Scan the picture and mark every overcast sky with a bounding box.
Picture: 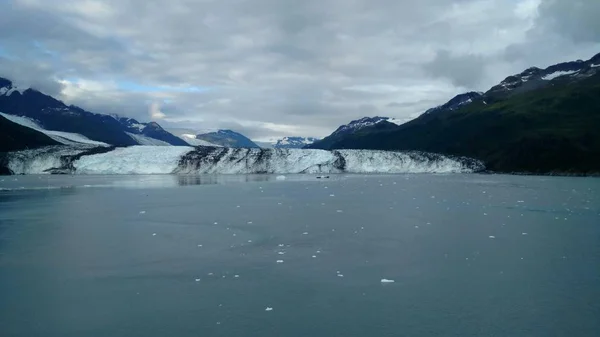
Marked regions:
[1,0,598,140]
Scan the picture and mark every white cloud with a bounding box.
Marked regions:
[149,102,166,120]
[0,0,599,139]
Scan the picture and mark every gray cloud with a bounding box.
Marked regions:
[0,0,599,140]
[423,50,486,89]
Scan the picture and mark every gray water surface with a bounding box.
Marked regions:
[1,174,599,337]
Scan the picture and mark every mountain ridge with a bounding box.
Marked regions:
[0,77,188,147]
[308,52,600,174]
[195,129,260,148]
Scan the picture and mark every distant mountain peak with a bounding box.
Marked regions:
[424,91,482,115]
[332,116,402,136]
[273,136,319,149]
[196,129,259,148]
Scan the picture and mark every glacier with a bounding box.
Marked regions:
[2,145,484,175]
[0,112,110,147]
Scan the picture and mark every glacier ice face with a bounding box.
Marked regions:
[175,147,482,174]
[4,145,484,175]
[74,146,193,174]
[6,146,102,174]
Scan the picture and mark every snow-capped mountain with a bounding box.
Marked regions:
[0,112,110,147]
[2,145,484,175]
[306,116,402,149]
[423,92,483,115]
[331,116,403,137]
[0,77,188,147]
[111,116,189,146]
[486,53,600,99]
[304,52,600,174]
[195,130,260,148]
[273,137,320,149]
[163,128,221,146]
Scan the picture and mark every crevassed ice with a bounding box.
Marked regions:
[7,146,94,174]
[74,146,193,174]
[8,146,483,175]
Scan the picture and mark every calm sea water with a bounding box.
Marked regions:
[1,174,599,337]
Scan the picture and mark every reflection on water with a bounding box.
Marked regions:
[0,174,343,191]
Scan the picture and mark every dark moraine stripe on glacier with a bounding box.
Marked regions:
[0,152,11,175]
[404,151,485,172]
[332,150,347,171]
[47,146,117,174]
[4,145,119,175]
[176,147,278,174]
[176,146,229,172]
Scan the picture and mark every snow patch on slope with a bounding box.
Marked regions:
[126,132,171,146]
[0,112,109,146]
[0,86,27,96]
[542,70,578,80]
[179,134,221,147]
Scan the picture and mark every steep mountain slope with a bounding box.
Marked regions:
[273,137,319,149]
[0,112,109,146]
[195,130,259,148]
[319,53,600,174]
[113,116,189,146]
[0,77,187,146]
[164,128,222,146]
[0,114,60,152]
[307,117,402,149]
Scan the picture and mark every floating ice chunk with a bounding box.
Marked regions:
[316,250,321,253]
[214,222,218,225]
[522,232,528,235]
[247,240,252,243]
[414,225,419,229]
[302,232,308,235]
[234,275,239,278]
[198,244,203,247]
[489,235,496,239]
[276,260,284,263]
[195,278,201,282]
[336,210,343,213]
[139,211,146,214]
[265,307,273,311]
[236,205,240,208]
[278,244,285,247]
[276,175,286,181]
[329,194,335,197]
[517,201,525,203]
[152,233,157,236]
[312,255,317,258]
[484,213,488,216]
[208,272,214,275]
[247,221,253,224]
[381,279,395,283]
[278,252,285,255]
[338,274,344,277]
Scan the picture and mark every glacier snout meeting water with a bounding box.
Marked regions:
[2,145,484,175]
